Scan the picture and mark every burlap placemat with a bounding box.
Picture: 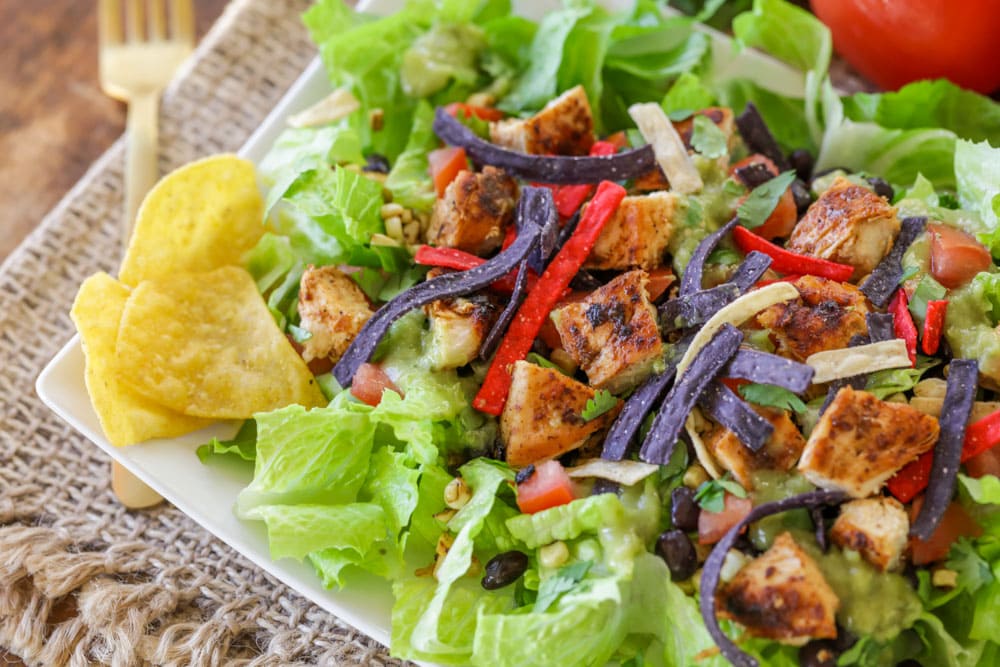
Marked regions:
[0,1,405,664]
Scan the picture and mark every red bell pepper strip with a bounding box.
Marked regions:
[473,181,627,415]
[552,141,618,218]
[414,245,483,271]
[731,226,854,282]
[889,409,1000,502]
[922,299,948,355]
[888,289,918,365]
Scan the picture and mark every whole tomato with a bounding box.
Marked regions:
[811,0,1000,94]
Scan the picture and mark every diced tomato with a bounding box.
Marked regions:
[444,102,505,122]
[698,493,753,545]
[603,131,629,150]
[927,223,992,289]
[428,146,467,198]
[909,498,983,565]
[350,363,403,407]
[965,446,1000,479]
[516,460,576,514]
[644,267,675,302]
[730,155,797,240]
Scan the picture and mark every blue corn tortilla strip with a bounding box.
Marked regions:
[818,333,871,415]
[810,506,829,553]
[734,102,790,171]
[699,489,848,667]
[432,107,656,184]
[639,324,744,464]
[698,380,774,452]
[659,283,741,333]
[519,186,559,273]
[678,216,739,297]
[601,359,680,461]
[859,217,927,308]
[911,359,979,540]
[729,251,772,293]
[865,312,896,345]
[333,219,541,385]
[479,259,529,360]
[724,349,814,393]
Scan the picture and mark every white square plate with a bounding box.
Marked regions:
[36,1,803,659]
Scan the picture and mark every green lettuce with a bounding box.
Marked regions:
[383,101,438,213]
[507,493,624,549]
[956,139,1000,255]
[196,419,256,464]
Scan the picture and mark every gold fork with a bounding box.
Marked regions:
[98,0,194,508]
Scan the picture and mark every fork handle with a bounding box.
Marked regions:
[123,90,160,253]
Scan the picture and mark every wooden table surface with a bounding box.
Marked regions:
[0,0,231,267]
[0,5,232,667]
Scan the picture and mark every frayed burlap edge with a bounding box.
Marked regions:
[0,1,406,664]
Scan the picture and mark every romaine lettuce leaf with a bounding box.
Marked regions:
[195,419,256,464]
[956,139,1000,254]
[254,502,387,560]
[383,101,437,213]
[507,492,624,549]
[731,0,830,75]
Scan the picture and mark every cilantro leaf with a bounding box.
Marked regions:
[690,115,728,159]
[694,475,747,513]
[534,560,592,613]
[582,389,618,422]
[946,538,994,595]
[738,382,807,413]
[736,170,797,229]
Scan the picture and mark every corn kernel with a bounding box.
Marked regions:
[539,541,569,569]
[683,464,709,489]
[444,477,472,510]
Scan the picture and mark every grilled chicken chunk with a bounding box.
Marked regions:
[501,360,621,467]
[550,270,663,394]
[490,85,595,156]
[755,275,870,362]
[831,497,910,572]
[422,295,500,370]
[705,406,807,489]
[718,532,839,644]
[297,265,373,364]
[427,166,518,256]
[787,176,901,280]
[798,387,940,498]
[584,192,679,270]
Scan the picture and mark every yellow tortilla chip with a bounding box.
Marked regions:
[115,266,327,418]
[119,154,264,286]
[71,272,213,447]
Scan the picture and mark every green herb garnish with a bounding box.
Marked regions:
[738,382,807,413]
[737,170,797,228]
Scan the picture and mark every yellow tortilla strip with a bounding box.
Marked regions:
[806,339,911,384]
[70,272,213,447]
[119,154,264,286]
[115,266,327,418]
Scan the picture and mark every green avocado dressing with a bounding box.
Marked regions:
[748,472,922,642]
[944,277,1000,385]
[668,158,743,275]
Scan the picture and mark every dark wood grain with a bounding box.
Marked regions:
[0,0,230,266]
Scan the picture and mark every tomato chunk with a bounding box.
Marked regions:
[730,155,796,240]
[965,446,1000,479]
[516,460,576,514]
[698,493,753,545]
[350,363,403,407]
[909,498,982,565]
[928,223,992,289]
[428,146,468,198]
[445,102,505,122]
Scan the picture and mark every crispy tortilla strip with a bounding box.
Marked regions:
[116,266,327,418]
[119,155,264,286]
[71,272,213,447]
[806,339,911,384]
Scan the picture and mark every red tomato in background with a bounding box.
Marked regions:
[698,493,753,545]
[729,155,797,240]
[811,0,1000,94]
[428,146,467,198]
[909,498,983,565]
[965,446,1000,479]
[927,223,992,289]
[350,363,403,407]
[516,460,576,514]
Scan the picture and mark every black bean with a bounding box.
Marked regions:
[482,550,529,590]
[733,163,774,189]
[656,530,698,581]
[670,487,700,532]
[791,179,812,216]
[362,153,391,173]
[867,176,894,201]
[591,478,621,496]
[798,639,839,667]
[788,149,815,182]
[514,464,535,485]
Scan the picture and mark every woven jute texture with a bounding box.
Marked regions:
[0,1,403,664]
